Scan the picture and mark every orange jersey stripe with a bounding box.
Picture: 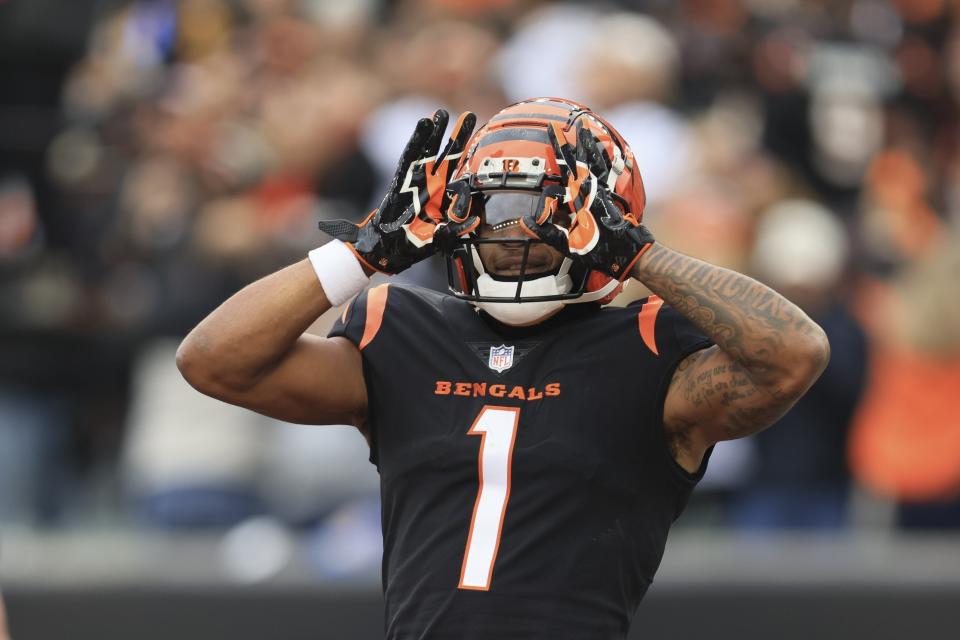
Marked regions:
[359,284,389,350]
[637,295,664,356]
[340,298,353,324]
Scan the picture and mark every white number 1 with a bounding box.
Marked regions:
[458,405,520,591]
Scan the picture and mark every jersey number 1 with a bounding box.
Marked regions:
[458,405,520,591]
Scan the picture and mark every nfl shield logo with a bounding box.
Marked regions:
[488,345,515,373]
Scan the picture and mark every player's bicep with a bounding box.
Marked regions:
[227,335,367,428]
[663,345,798,452]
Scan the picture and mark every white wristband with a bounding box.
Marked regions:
[308,240,370,306]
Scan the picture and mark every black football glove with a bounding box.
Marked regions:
[519,121,654,280]
[318,109,476,274]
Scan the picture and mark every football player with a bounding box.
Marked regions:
[177,99,830,639]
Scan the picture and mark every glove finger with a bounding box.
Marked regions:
[394,118,435,176]
[574,121,589,167]
[317,218,361,243]
[433,215,479,255]
[450,111,476,152]
[593,190,626,228]
[519,215,571,255]
[378,117,436,224]
[547,121,577,178]
[448,215,480,237]
[533,187,562,225]
[378,205,414,234]
[577,120,607,190]
[578,125,611,182]
[552,121,591,209]
[567,208,600,255]
[425,109,450,159]
[433,111,476,173]
[445,178,473,223]
[382,118,436,216]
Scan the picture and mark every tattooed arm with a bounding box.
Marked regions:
[632,243,831,473]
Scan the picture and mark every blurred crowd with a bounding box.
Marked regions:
[2,0,960,577]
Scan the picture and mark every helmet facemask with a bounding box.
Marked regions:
[445,166,586,295]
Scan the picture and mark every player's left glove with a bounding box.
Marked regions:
[519,121,655,280]
[318,109,476,274]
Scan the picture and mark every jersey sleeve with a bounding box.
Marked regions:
[326,284,390,350]
[326,285,393,467]
[327,293,363,344]
[632,296,715,490]
[660,304,714,358]
[633,295,713,361]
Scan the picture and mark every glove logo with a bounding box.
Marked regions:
[488,345,515,373]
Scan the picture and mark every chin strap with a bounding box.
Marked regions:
[565,275,621,303]
[475,273,567,325]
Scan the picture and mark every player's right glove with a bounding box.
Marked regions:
[318,109,476,274]
[519,121,655,280]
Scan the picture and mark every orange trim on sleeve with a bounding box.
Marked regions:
[340,298,353,324]
[637,295,664,356]
[358,284,389,350]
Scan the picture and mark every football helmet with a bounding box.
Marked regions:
[440,97,647,324]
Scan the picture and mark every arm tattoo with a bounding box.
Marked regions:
[666,347,796,441]
[642,244,830,440]
[637,244,827,383]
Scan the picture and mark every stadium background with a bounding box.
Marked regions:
[1,0,959,638]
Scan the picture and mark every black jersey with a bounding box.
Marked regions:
[328,284,713,640]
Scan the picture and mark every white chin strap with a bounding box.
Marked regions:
[472,253,622,325]
[476,272,569,325]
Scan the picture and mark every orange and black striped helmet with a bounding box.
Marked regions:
[442,98,646,317]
